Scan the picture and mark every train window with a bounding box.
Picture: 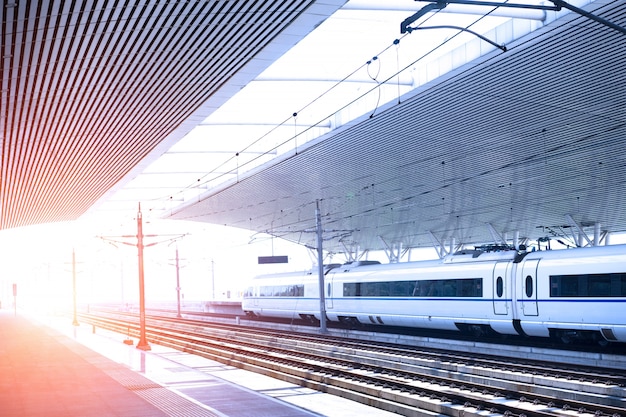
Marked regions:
[394,281,414,296]
[496,277,503,298]
[259,284,304,297]
[343,282,360,296]
[343,278,482,297]
[550,273,626,297]
[525,275,533,298]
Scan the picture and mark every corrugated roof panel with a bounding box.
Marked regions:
[169,0,626,253]
[1,0,333,229]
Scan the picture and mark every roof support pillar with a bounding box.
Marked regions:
[565,214,592,247]
[377,236,406,263]
[340,242,368,262]
[428,231,447,258]
[315,200,327,334]
[428,231,457,258]
[486,223,508,246]
[564,215,609,247]
[594,222,601,247]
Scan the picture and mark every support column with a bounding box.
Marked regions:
[72,249,79,326]
[175,246,182,318]
[378,236,403,263]
[428,231,446,258]
[136,204,151,351]
[316,200,327,333]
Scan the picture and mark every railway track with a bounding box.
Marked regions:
[79,312,626,417]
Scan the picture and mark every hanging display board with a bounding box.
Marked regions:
[258,255,289,264]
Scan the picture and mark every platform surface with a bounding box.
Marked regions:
[0,310,398,417]
[0,310,174,417]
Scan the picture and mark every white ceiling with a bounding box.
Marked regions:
[3,0,625,258]
[165,0,626,256]
[92,0,549,222]
[0,0,343,228]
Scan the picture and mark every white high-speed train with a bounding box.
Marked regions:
[242,244,626,344]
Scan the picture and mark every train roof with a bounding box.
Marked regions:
[251,244,626,282]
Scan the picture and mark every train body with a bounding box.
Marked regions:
[242,244,626,343]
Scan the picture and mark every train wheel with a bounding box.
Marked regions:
[300,314,319,325]
[338,316,360,329]
[456,323,490,338]
[591,332,610,347]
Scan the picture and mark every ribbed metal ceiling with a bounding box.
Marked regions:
[0,0,325,229]
[169,0,626,255]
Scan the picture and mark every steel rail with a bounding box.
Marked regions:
[79,313,625,417]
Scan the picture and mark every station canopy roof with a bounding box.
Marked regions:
[2,0,625,256]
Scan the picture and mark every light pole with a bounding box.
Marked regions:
[175,246,182,318]
[316,200,327,333]
[98,204,185,351]
[136,204,151,351]
[72,249,79,326]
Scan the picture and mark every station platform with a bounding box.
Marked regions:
[0,310,398,417]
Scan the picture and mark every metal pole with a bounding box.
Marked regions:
[72,249,79,326]
[175,246,181,318]
[120,259,124,307]
[316,200,327,333]
[211,259,215,300]
[136,203,151,350]
[12,283,17,317]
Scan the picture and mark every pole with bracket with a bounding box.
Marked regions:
[136,203,151,351]
[316,200,327,333]
[72,248,79,326]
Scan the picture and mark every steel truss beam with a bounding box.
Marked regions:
[402,0,626,36]
[565,214,609,247]
[428,231,463,258]
[377,236,411,263]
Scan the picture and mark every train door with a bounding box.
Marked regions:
[492,262,509,315]
[520,259,539,316]
[325,275,334,309]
